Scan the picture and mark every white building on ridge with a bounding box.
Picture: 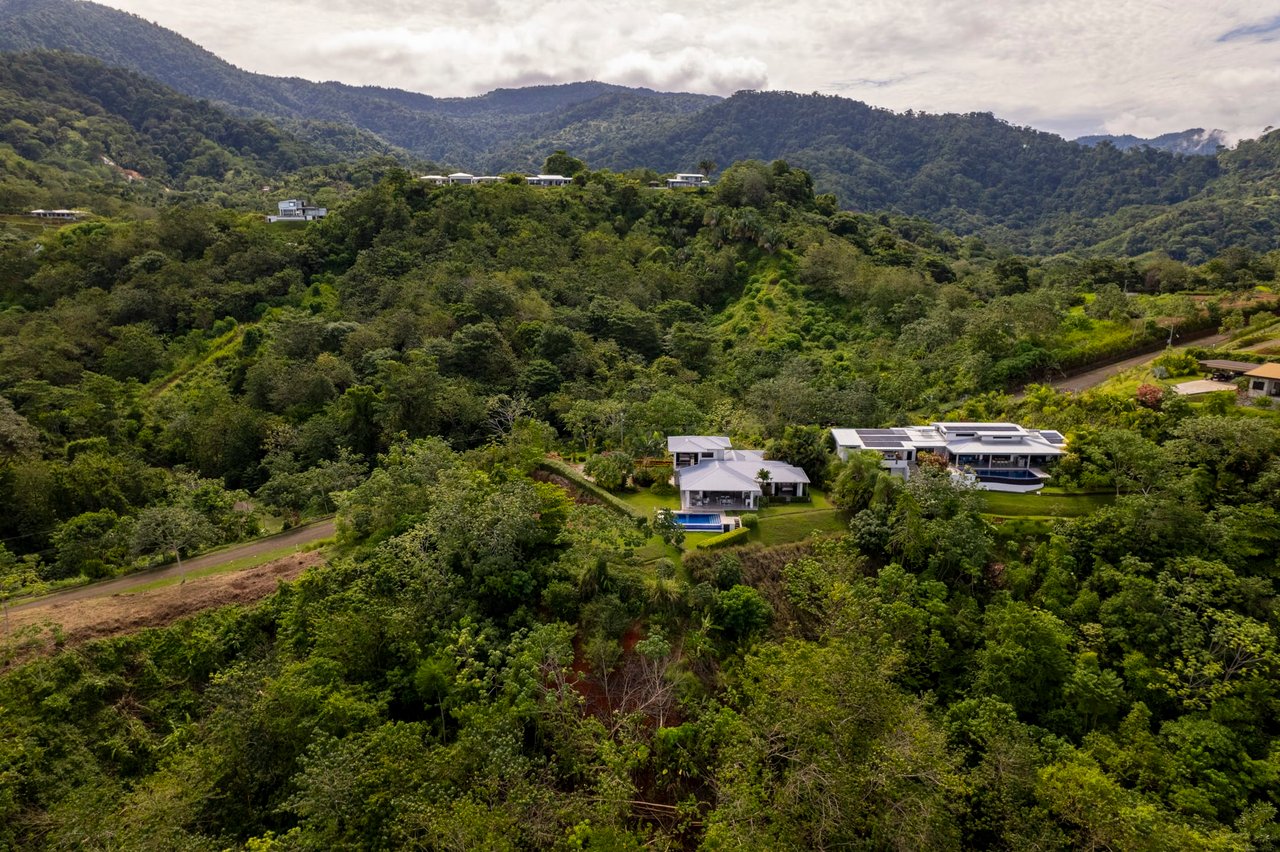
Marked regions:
[666,173,711,188]
[831,422,1067,493]
[526,174,572,186]
[267,199,327,222]
[667,436,809,510]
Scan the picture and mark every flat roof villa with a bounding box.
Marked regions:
[667,436,809,511]
[267,199,327,222]
[831,422,1067,493]
[29,209,86,221]
[666,173,711,188]
[417,170,712,189]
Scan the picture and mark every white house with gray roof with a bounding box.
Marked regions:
[667,436,809,510]
[831,422,1067,493]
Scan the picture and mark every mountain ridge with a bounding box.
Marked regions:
[3,0,1280,261]
[1075,128,1230,156]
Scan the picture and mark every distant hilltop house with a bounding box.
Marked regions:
[667,436,810,510]
[29,209,86,221]
[666,173,712,188]
[417,170,711,189]
[831,422,1067,493]
[267,199,327,222]
[526,174,573,186]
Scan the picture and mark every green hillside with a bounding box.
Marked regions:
[2,158,1280,848]
[3,0,1272,260]
[0,50,410,214]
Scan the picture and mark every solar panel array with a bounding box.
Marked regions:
[1039,431,1066,444]
[852,428,909,449]
[942,424,1020,432]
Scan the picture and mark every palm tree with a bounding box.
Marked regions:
[756,468,771,510]
[698,159,717,179]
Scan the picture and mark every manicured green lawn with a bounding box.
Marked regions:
[981,490,1114,518]
[752,509,848,546]
[614,489,680,515]
[614,486,847,552]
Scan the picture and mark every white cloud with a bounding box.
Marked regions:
[93,0,1280,139]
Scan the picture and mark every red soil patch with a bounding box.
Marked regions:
[2,551,323,667]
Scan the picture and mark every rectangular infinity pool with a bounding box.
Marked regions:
[974,469,1043,480]
[673,512,727,531]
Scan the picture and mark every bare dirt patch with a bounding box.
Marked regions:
[3,551,324,665]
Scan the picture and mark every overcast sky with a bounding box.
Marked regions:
[94,0,1280,140]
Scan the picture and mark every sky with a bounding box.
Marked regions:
[92,0,1280,141]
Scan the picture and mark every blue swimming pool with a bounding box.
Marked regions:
[974,469,1043,480]
[673,512,727,531]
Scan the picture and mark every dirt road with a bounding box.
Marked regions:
[6,519,335,615]
[1050,331,1230,393]
[3,551,325,665]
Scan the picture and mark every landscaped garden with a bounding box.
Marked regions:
[980,488,1114,519]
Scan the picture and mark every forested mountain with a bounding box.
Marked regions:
[0,51,404,213]
[0,0,717,166]
[1076,128,1230,156]
[4,0,1280,260]
[3,161,1280,848]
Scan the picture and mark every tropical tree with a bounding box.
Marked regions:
[130,505,217,582]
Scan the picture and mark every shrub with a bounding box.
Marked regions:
[687,552,743,589]
[536,459,646,523]
[739,513,759,529]
[696,526,751,550]
[1136,383,1165,410]
[541,579,581,621]
[584,451,634,491]
[714,584,773,641]
[1153,349,1199,376]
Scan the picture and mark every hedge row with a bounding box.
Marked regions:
[696,526,752,550]
[537,458,648,524]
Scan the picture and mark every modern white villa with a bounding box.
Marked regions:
[831,422,1067,493]
[526,174,573,186]
[267,199,327,222]
[667,436,810,510]
[419,171,710,189]
[666,173,711,188]
[29,209,86,221]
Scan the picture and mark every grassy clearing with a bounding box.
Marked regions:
[752,509,847,546]
[981,491,1113,518]
[613,489,680,515]
[123,540,328,594]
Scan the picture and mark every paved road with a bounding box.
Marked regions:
[6,519,335,614]
[1050,331,1230,393]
